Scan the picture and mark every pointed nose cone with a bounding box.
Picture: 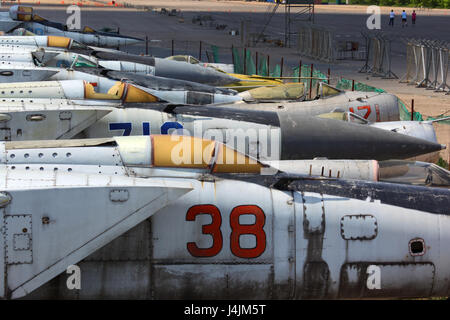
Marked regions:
[122,37,144,46]
[279,116,445,160]
[155,58,241,86]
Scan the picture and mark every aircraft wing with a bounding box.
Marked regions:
[0,168,193,298]
[0,105,113,140]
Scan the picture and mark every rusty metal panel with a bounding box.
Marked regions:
[339,262,435,298]
[84,220,151,262]
[24,261,152,300]
[2,169,192,299]
[271,189,296,299]
[340,215,378,240]
[302,192,325,234]
[152,264,273,299]
[303,261,330,298]
[0,128,11,141]
[5,215,32,264]
[295,192,330,299]
[76,261,152,299]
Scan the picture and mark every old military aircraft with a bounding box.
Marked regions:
[0,5,143,47]
[0,80,443,161]
[0,134,448,299]
[317,110,450,163]
[0,41,242,87]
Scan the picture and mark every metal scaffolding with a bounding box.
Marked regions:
[297,22,334,63]
[359,31,398,79]
[284,0,315,48]
[401,38,449,93]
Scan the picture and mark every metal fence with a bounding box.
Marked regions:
[400,38,449,94]
[297,23,335,63]
[359,30,397,79]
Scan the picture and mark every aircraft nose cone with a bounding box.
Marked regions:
[279,116,447,160]
[123,37,144,46]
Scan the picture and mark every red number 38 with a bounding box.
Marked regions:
[186,204,266,259]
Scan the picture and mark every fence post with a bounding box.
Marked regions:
[411,99,415,121]
[352,79,355,91]
[327,68,331,84]
[171,39,174,56]
[231,46,235,72]
[267,55,270,76]
[280,57,284,77]
[255,52,259,75]
[145,35,148,55]
[309,64,314,99]
[244,47,247,75]
[298,60,302,83]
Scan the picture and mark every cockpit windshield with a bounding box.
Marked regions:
[379,160,450,187]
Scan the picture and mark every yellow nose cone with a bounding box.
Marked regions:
[151,135,263,173]
[123,84,159,103]
[47,36,72,48]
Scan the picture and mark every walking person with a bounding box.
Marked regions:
[401,10,408,27]
[389,9,395,26]
[412,10,416,26]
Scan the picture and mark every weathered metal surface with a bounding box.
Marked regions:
[77,67,235,95]
[3,138,447,300]
[340,215,378,240]
[267,160,378,181]
[70,48,240,86]
[298,192,329,299]
[215,173,450,216]
[5,215,33,264]
[372,121,438,144]
[338,263,435,298]
[0,168,193,299]
[0,104,112,141]
[18,176,450,300]
[218,90,400,123]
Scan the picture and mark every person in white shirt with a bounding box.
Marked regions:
[389,10,395,26]
[401,10,408,27]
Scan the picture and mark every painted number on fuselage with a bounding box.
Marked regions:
[186,204,266,259]
[350,105,372,119]
[108,121,183,136]
[186,205,223,257]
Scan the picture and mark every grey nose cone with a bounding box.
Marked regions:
[279,116,445,160]
[154,58,240,86]
[102,70,236,94]
[82,49,240,86]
